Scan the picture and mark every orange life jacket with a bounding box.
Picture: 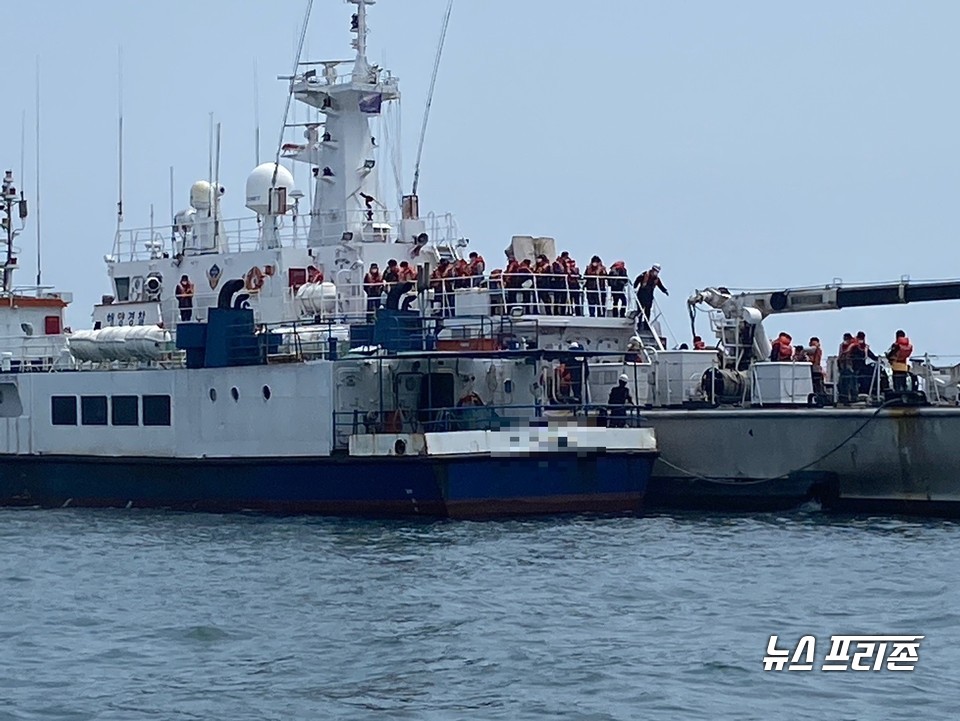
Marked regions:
[894,336,913,363]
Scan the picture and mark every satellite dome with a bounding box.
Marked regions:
[245,163,296,215]
[190,180,214,210]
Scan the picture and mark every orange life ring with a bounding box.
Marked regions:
[244,266,265,291]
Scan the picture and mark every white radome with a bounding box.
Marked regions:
[190,180,214,210]
[245,163,296,215]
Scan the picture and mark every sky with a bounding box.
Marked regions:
[4,0,960,359]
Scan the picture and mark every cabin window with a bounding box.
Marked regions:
[81,396,108,426]
[115,277,131,302]
[142,394,171,426]
[51,396,77,425]
[44,315,62,335]
[111,395,139,426]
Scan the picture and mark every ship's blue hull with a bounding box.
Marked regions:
[0,452,653,518]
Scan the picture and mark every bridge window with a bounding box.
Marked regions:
[51,396,77,426]
[142,395,171,426]
[111,395,139,426]
[115,277,130,302]
[81,396,108,426]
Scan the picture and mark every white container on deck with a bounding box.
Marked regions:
[750,361,813,405]
[650,350,718,407]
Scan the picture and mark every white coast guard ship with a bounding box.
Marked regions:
[0,1,657,517]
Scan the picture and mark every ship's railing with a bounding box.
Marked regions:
[433,272,641,319]
[111,216,307,262]
[0,333,71,373]
[331,401,645,450]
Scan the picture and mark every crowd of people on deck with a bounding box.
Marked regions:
[361,250,670,326]
[767,328,915,401]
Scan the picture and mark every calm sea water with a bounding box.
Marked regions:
[1,508,958,721]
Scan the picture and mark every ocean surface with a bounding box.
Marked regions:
[1,508,958,721]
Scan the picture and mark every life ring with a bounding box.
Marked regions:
[244,266,265,291]
[307,265,324,283]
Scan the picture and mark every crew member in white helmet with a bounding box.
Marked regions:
[607,373,634,427]
[633,263,668,331]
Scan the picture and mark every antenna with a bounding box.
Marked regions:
[34,57,42,287]
[116,48,126,230]
[20,111,25,190]
[169,165,175,249]
[117,46,124,229]
[207,111,214,213]
[214,122,222,250]
[253,59,261,166]
[411,0,454,197]
[271,0,314,192]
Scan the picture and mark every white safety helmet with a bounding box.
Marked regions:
[619,373,629,383]
[652,263,661,272]
[568,341,582,350]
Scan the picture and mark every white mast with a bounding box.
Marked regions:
[281,0,398,248]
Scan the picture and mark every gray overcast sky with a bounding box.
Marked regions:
[4,1,960,358]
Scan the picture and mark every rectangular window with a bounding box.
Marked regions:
[81,396,108,426]
[142,394,171,426]
[111,395,139,426]
[114,277,130,302]
[51,396,77,426]
[44,315,62,335]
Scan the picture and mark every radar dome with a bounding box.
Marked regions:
[190,180,214,210]
[245,163,296,215]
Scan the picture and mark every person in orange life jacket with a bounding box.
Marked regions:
[533,254,553,315]
[175,274,195,321]
[452,258,471,289]
[585,255,608,317]
[383,258,400,285]
[607,260,629,317]
[633,263,668,330]
[769,332,793,361]
[551,255,569,315]
[693,335,706,350]
[487,268,505,315]
[513,259,535,314]
[851,330,879,394]
[624,335,644,364]
[607,373,634,428]
[398,260,417,282]
[805,336,825,394]
[362,263,385,320]
[503,253,521,307]
[467,251,485,287]
[565,256,583,316]
[886,329,914,391]
[431,259,455,316]
[837,332,859,402]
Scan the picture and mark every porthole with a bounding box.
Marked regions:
[394,438,407,456]
[209,388,217,402]
[262,385,271,400]
[230,387,240,402]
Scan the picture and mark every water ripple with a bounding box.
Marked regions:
[0,508,958,719]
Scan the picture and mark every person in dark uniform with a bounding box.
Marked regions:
[633,263,668,330]
[607,373,634,427]
[175,274,195,321]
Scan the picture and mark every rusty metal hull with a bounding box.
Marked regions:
[643,406,960,516]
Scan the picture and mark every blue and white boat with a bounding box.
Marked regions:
[0,2,657,517]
